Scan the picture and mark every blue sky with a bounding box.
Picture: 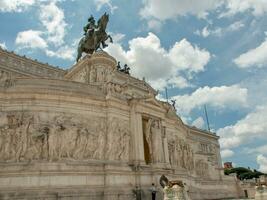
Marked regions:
[0,0,267,172]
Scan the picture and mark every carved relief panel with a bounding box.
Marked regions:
[195,159,209,177]
[0,70,16,88]
[167,133,195,170]
[106,118,130,161]
[0,112,107,162]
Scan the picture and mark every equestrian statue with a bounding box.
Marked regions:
[76,13,113,62]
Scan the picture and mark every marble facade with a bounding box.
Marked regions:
[0,48,241,199]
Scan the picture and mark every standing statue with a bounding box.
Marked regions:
[76,12,113,62]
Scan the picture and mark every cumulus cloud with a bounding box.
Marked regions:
[15,30,48,49]
[218,105,267,149]
[39,2,67,46]
[172,85,247,114]
[169,39,211,73]
[257,154,267,173]
[234,37,267,68]
[140,0,222,21]
[192,117,205,129]
[14,1,75,61]
[0,0,35,12]
[221,149,234,159]
[0,42,7,50]
[106,32,210,90]
[94,0,117,13]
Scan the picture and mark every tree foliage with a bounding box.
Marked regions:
[224,167,266,180]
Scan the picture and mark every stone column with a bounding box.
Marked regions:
[129,100,145,165]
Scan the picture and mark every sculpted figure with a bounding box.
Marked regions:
[15,116,33,161]
[106,118,130,161]
[48,122,61,161]
[60,123,78,159]
[93,120,106,159]
[84,15,97,37]
[0,126,13,161]
[117,124,130,160]
[151,120,164,163]
[168,140,175,165]
[89,66,97,82]
[76,13,113,62]
[73,128,88,159]
[145,119,153,161]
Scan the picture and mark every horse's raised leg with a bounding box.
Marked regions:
[101,41,108,48]
[108,35,113,43]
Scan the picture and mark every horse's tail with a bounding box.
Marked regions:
[76,37,85,62]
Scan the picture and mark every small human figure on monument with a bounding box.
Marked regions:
[149,183,157,200]
[117,61,121,71]
[133,186,142,200]
[124,64,130,74]
[171,100,176,110]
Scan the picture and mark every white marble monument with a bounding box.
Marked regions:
[0,48,241,199]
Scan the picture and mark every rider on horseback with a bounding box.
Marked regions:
[76,13,113,62]
[83,15,97,38]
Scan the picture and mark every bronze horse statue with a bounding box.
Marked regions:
[76,13,113,62]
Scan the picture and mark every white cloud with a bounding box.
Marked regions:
[15,30,48,49]
[257,154,267,173]
[195,21,244,38]
[0,0,35,12]
[14,1,75,61]
[221,0,267,17]
[218,105,267,149]
[109,33,125,43]
[246,144,267,155]
[0,42,7,50]
[167,76,191,89]
[169,39,211,73]
[106,32,210,91]
[172,85,247,114]
[234,37,267,68]
[94,0,117,13]
[221,149,234,159]
[45,45,75,60]
[39,2,67,46]
[192,117,205,129]
[147,19,162,31]
[140,0,222,21]
[227,21,245,32]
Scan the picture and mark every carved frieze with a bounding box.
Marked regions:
[167,135,194,170]
[106,118,130,161]
[0,70,16,88]
[0,112,107,162]
[195,159,209,177]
